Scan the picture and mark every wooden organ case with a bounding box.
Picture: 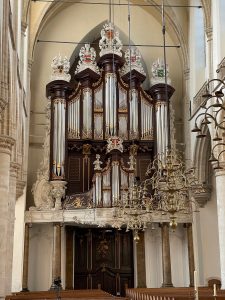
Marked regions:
[46,22,175,295]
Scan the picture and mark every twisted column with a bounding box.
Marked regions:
[161,223,173,287]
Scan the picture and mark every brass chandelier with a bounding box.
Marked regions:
[113,177,153,241]
[192,73,225,169]
[113,0,202,238]
[146,149,201,230]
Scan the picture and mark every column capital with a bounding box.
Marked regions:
[0,135,15,155]
[21,22,28,36]
[205,26,213,41]
[28,59,33,73]
[213,162,225,177]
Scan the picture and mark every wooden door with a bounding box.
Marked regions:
[67,227,134,296]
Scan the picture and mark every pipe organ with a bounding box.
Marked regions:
[46,22,175,208]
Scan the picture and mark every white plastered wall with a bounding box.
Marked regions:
[28,224,53,291]
[145,225,189,288]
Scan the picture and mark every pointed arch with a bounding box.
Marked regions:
[193,125,212,206]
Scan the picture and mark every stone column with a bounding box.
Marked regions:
[205,27,213,80]
[0,0,9,119]
[161,223,173,287]
[215,168,225,289]
[186,223,195,287]
[136,231,147,288]
[4,162,20,294]
[0,135,15,297]
[50,223,62,290]
[22,223,31,292]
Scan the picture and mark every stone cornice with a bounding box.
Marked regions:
[0,135,15,155]
[24,208,192,224]
[192,184,212,208]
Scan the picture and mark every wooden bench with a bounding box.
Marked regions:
[6,289,125,300]
[125,287,225,300]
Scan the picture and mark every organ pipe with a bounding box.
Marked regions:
[52,98,66,178]
[105,73,117,137]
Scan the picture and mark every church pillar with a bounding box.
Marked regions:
[22,223,31,292]
[186,223,195,287]
[215,168,225,289]
[161,223,173,287]
[136,231,146,288]
[0,135,15,297]
[50,223,62,290]
[205,27,213,80]
[0,0,9,119]
[4,162,20,293]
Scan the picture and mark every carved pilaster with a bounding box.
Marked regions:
[0,135,15,155]
[0,81,9,119]
[16,180,26,199]
[10,162,20,178]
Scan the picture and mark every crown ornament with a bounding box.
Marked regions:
[150,58,171,85]
[75,44,100,74]
[99,22,123,57]
[50,54,71,82]
[121,47,146,76]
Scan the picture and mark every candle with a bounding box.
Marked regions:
[194,270,199,300]
[213,284,217,297]
[194,270,198,290]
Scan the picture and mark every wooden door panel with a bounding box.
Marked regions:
[72,227,133,296]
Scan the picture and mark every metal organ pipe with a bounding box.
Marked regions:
[130,90,139,137]
[112,162,119,205]
[105,73,117,137]
[61,102,65,175]
[57,101,61,175]
[53,101,57,175]
[82,88,92,138]
[52,98,66,178]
